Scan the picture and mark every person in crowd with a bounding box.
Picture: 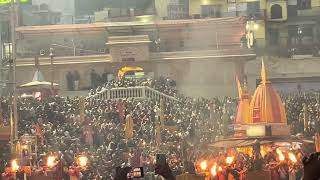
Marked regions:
[73,70,80,91]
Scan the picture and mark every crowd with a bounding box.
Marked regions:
[0,76,319,179]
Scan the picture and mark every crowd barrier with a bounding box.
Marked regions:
[91,86,178,103]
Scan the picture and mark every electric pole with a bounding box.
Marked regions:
[10,0,19,154]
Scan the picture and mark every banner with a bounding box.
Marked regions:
[125,114,134,139]
[0,0,29,4]
[316,133,320,152]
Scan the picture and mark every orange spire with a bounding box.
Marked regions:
[249,59,287,124]
[236,75,242,99]
[261,58,267,85]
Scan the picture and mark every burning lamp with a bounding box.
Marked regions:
[210,164,217,177]
[200,160,208,171]
[226,156,235,165]
[276,149,285,162]
[78,156,88,167]
[288,152,297,163]
[11,159,19,172]
[47,156,56,168]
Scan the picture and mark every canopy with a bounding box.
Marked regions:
[19,81,59,89]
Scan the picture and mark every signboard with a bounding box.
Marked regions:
[271,124,290,136]
[246,125,266,137]
[0,0,29,4]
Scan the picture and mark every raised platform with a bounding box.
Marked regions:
[234,123,291,137]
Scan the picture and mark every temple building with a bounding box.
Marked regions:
[249,60,287,124]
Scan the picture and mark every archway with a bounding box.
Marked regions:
[271,4,282,19]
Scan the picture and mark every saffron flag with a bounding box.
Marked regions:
[35,123,44,145]
[80,97,85,123]
[125,114,134,139]
[315,133,320,152]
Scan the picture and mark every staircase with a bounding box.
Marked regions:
[90,86,178,103]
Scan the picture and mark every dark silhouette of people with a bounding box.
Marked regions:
[73,70,80,90]
[66,71,74,91]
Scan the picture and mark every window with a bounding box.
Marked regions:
[270,4,283,19]
[297,0,311,10]
[201,5,221,18]
[247,2,260,17]
[167,4,188,19]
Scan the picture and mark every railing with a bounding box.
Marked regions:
[90,86,178,102]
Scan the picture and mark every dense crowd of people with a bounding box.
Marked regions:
[0,77,319,179]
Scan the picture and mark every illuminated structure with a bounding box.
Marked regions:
[234,76,251,124]
[249,60,287,124]
[232,59,289,138]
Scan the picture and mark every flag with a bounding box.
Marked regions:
[0,102,3,125]
[261,58,267,85]
[315,133,320,152]
[80,97,85,123]
[155,123,162,147]
[34,56,40,68]
[160,99,164,127]
[125,114,134,139]
[10,105,14,150]
[117,100,125,124]
[35,123,44,145]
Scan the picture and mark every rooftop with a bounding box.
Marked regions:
[16,17,246,33]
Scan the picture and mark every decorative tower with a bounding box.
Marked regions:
[249,60,287,124]
[235,76,251,125]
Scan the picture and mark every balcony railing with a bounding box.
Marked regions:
[90,86,178,103]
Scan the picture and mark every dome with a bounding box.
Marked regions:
[249,60,287,124]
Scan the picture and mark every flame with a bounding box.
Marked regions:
[11,159,19,172]
[200,160,208,170]
[276,149,285,162]
[226,156,235,164]
[218,166,222,172]
[210,164,217,176]
[47,156,56,168]
[78,156,88,167]
[288,152,297,163]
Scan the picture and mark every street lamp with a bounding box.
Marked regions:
[49,48,54,95]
